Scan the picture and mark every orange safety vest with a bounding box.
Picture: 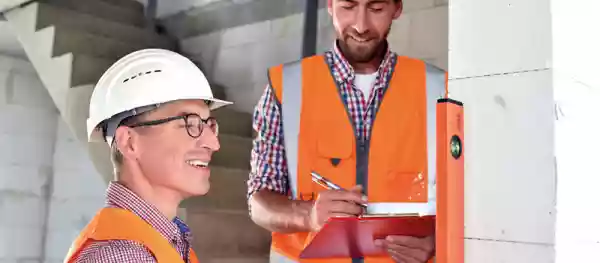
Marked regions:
[63,207,200,263]
[267,55,448,263]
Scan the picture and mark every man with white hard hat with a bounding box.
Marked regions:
[63,48,232,263]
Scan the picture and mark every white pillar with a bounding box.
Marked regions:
[0,54,58,262]
[449,0,556,261]
[552,0,600,262]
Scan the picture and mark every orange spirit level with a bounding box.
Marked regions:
[436,98,465,263]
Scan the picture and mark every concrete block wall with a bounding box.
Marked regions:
[449,0,556,261]
[0,54,57,263]
[180,0,448,114]
[44,119,106,263]
[0,54,105,263]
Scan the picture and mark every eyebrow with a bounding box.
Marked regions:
[176,111,212,119]
[367,0,389,4]
[339,0,389,5]
[173,111,198,118]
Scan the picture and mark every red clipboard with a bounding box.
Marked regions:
[299,215,435,259]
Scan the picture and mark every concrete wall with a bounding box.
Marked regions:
[0,54,105,263]
[449,0,556,261]
[180,0,448,114]
[552,0,600,262]
[44,119,106,263]
[0,53,56,263]
[0,22,26,59]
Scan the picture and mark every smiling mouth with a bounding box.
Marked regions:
[186,160,209,169]
[350,36,372,43]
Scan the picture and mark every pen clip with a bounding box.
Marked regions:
[311,172,342,190]
[311,176,330,189]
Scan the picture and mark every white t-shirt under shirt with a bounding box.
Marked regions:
[353,72,378,101]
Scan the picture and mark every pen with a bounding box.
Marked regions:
[311,172,368,208]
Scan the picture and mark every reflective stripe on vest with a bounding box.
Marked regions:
[282,60,302,199]
[280,59,446,215]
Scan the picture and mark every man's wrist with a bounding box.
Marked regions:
[290,199,314,232]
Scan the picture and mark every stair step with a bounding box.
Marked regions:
[209,82,227,104]
[181,166,249,212]
[98,0,144,13]
[161,0,308,39]
[212,134,252,170]
[186,211,271,259]
[70,55,115,87]
[43,0,145,27]
[52,26,167,61]
[212,108,253,138]
[35,3,174,48]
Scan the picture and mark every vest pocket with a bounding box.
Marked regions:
[316,132,353,159]
[311,135,355,189]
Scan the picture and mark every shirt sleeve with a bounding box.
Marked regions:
[73,240,156,263]
[247,84,289,199]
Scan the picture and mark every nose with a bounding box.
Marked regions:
[352,8,369,34]
[197,127,220,152]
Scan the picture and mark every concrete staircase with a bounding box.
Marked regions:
[4,0,270,261]
[3,0,176,179]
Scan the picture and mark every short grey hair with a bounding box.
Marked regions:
[108,114,141,177]
[105,106,158,177]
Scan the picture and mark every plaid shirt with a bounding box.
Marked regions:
[73,182,193,263]
[247,42,397,197]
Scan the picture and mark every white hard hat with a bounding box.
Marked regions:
[87,48,232,143]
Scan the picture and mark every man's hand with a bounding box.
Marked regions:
[308,185,367,232]
[374,235,435,263]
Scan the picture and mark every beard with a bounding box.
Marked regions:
[337,26,391,64]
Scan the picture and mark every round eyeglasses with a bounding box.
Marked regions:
[126,113,218,138]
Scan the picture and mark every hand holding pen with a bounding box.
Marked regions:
[311,172,368,208]
[306,172,368,232]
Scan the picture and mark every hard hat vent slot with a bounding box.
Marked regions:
[122,69,163,83]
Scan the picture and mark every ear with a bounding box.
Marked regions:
[328,0,333,16]
[114,126,139,161]
[392,0,403,19]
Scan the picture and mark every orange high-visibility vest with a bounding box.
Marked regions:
[267,55,448,263]
[63,207,200,263]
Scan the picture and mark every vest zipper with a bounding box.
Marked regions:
[325,55,397,263]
